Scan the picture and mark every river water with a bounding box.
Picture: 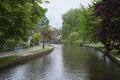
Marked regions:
[0,45,120,80]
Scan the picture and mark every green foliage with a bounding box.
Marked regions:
[0,39,23,51]
[111,50,120,58]
[74,40,82,46]
[4,39,17,50]
[0,0,46,49]
[31,47,50,53]
[62,9,82,38]
[33,33,40,45]
[80,5,101,42]
[0,55,22,65]
[62,3,100,45]
[68,32,80,45]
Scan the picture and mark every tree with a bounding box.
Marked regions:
[80,5,100,42]
[62,23,71,41]
[39,17,50,48]
[94,0,120,54]
[62,9,82,45]
[62,9,82,32]
[32,32,40,46]
[68,32,80,45]
[62,4,100,45]
[0,0,46,50]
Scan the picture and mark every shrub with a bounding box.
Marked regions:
[33,33,40,46]
[74,40,82,46]
[68,32,80,45]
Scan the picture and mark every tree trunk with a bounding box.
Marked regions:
[42,40,44,49]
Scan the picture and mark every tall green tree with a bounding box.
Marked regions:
[62,3,100,45]
[80,5,100,42]
[0,0,46,44]
[62,9,82,45]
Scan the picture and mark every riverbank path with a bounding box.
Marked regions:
[0,46,42,57]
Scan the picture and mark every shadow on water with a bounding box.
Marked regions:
[0,45,120,80]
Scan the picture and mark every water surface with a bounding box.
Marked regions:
[0,45,120,80]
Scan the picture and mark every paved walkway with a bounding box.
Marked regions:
[0,46,42,57]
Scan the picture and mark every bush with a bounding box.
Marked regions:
[74,40,82,46]
[32,33,40,46]
[68,32,80,45]
[0,39,18,51]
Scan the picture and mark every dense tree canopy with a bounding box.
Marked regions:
[62,9,82,45]
[94,0,120,54]
[62,4,100,45]
[0,0,46,43]
[80,5,101,42]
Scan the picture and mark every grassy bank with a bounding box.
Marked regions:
[31,48,50,53]
[111,50,120,58]
[84,43,120,54]
[83,43,105,50]
[0,55,22,65]
[0,47,54,69]
[83,43,120,62]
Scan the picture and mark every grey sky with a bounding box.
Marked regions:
[41,0,92,29]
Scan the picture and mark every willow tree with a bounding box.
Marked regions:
[94,0,120,54]
[62,4,100,45]
[62,9,82,45]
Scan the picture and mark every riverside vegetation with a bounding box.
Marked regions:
[0,0,52,51]
[62,0,120,56]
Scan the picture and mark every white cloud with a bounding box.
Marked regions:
[41,0,92,29]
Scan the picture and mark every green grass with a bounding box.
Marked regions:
[0,55,23,65]
[0,48,52,63]
[84,43,120,59]
[0,47,53,68]
[111,50,120,58]
[31,48,51,53]
[84,43,105,50]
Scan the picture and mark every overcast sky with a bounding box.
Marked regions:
[41,0,92,29]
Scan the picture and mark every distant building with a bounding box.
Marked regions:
[50,28,62,44]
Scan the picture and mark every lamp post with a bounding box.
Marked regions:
[39,23,44,49]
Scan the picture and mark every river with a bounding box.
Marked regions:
[0,45,120,80]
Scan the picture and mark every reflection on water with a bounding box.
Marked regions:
[0,45,120,80]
